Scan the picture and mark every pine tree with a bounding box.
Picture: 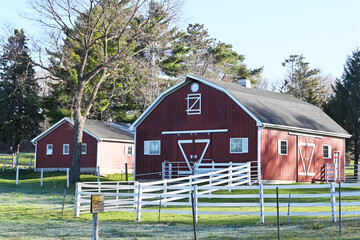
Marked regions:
[0,29,43,154]
[324,49,360,174]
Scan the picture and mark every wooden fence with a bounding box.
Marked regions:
[75,172,360,224]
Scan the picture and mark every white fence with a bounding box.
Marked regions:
[75,174,360,224]
[326,163,360,182]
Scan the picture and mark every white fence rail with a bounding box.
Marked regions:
[75,175,360,224]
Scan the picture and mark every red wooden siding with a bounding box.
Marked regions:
[36,121,97,168]
[261,128,345,182]
[136,81,258,178]
[98,141,134,173]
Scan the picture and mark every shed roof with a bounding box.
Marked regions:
[31,117,134,143]
[131,75,350,138]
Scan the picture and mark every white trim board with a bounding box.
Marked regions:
[162,129,228,135]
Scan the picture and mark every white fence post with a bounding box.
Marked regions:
[259,183,264,224]
[136,183,142,221]
[228,162,232,193]
[2,158,7,172]
[134,181,139,209]
[194,185,198,223]
[358,165,360,183]
[330,182,337,222]
[16,166,19,185]
[97,166,100,182]
[189,177,193,204]
[169,163,172,179]
[28,158,33,170]
[162,162,165,180]
[40,168,44,187]
[66,168,69,188]
[247,162,252,185]
[74,182,81,217]
[163,179,167,207]
[326,163,329,183]
[116,182,119,208]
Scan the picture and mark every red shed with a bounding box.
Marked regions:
[130,75,351,183]
[31,117,134,174]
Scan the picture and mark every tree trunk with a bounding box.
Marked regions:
[69,92,86,183]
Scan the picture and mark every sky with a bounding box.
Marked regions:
[1,0,360,83]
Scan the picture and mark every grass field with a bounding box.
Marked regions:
[1,169,360,239]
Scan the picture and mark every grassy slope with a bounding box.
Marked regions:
[1,170,360,239]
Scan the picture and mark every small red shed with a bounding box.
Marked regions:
[130,75,351,183]
[31,117,134,174]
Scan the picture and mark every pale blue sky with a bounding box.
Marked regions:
[1,0,360,83]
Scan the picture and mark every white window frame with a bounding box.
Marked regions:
[46,144,53,155]
[144,140,161,155]
[323,145,332,159]
[125,145,133,155]
[230,138,248,154]
[81,143,87,155]
[186,93,201,115]
[63,144,70,155]
[278,140,288,155]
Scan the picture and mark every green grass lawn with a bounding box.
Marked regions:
[1,169,360,239]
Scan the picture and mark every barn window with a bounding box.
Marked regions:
[144,140,160,155]
[230,138,248,153]
[125,146,133,155]
[186,93,201,115]
[323,145,332,159]
[278,140,288,155]
[81,143,87,155]
[46,144,53,155]
[63,144,70,155]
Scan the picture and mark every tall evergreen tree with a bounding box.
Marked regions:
[0,29,43,154]
[324,49,360,173]
[281,55,325,107]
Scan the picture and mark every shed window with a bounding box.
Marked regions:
[125,146,133,155]
[46,144,53,155]
[278,140,288,155]
[144,140,160,155]
[230,138,248,154]
[63,144,70,155]
[81,143,87,155]
[323,145,332,159]
[186,93,201,115]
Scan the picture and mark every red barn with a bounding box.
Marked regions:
[130,75,351,183]
[31,117,134,174]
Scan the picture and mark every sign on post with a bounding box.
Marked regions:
[91,195,104,240]
[91,195,104,213]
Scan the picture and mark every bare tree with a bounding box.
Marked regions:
[29,0,181,182]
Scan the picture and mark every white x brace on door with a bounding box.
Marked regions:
[298,142,315,176]
[178,139,210,172]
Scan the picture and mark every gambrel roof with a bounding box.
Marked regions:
[131,75,350,138]
[32,117,134,143]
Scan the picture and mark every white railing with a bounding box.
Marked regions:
[75,180,360,224]
[162,160,257,183]
[326,163,360,182]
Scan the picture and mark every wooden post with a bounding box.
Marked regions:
[16,166,19,185]
[62,189,67,215]
[330,182,337,222]
[191,187,197,240]
[116,182,119,208]
[276,187,280,240]
[74,182,81,216]
[66,168,70,188]
[2,158,7,172]
[93,213,99,240]
[136,183,142,221]
[125,163,128,181]
[53,174,56,188]
[15,156,19,168]
[11,153,15,168]
[194,185,198,223]
[28,158,33,170]
[287,192,291,224]
[325,163,329,183]
[40,168,44,187]
[158,195,162,223]
[189,178,193,204]
[259,183,264,224]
